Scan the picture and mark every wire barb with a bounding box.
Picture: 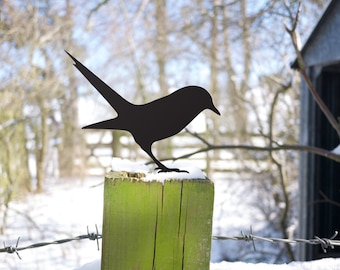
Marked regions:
[212,229,340,253]
[240,225,256,251]
[87,224,101,250]
[3,237,21,259]
[0,226,102,258]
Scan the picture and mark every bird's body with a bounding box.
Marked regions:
[66,51,220,172]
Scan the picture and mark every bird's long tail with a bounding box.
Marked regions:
[82,118,126,130]
[65,50,131,114]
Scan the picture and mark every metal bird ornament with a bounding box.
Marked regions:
[66,51,220,172]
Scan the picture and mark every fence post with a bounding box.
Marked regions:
[101,171,214,270]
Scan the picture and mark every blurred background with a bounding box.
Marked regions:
[0,0,329,268]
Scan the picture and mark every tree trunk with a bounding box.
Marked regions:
[36,101,48,193]
[58,0,83,178]
[154,0,172,160]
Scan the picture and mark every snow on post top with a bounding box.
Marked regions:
[111,157,206,182]
[332,144,340,155]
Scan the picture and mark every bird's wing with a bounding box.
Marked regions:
[65,50,131,114]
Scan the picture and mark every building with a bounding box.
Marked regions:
[292,0,340,260]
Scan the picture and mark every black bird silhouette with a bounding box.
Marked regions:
[65,51,220,172]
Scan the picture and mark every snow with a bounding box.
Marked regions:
[331,144,340,155]
[76,258,340,270]
[111,157,206,182]
[1,158,340,269]
[210,258,340,270]
[76,259,101,270]
[111,157,151,173]
[142,164,206,181]
[0,177,104,270]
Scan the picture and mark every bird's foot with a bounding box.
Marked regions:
[155,167,189,173]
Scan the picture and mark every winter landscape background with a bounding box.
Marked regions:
[1,0,340,269]
[1,169,340,269]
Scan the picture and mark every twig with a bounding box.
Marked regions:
[185,128,212,147]
[317,191,340,208]
[160,140,340,163]
[267,80,294,260]
[284,1,340,139]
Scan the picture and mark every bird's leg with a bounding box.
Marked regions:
[155,164,189,174]
[143,146,188,173]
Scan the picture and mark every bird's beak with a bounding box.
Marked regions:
[210,104,221,115]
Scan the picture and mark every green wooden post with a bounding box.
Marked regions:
[101,171,214,270]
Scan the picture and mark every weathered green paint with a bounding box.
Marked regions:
[101,172,214,270]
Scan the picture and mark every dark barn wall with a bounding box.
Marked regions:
[299,64,340,260]
[298,0,340,261]
[314,66,340,260]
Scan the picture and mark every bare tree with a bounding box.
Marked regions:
[57,0,85,178]
[153,0,173,160]
[0,0,83,193]
[0,0,330,262]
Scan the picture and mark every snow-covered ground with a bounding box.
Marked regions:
[76,258,340,270]
[0,177,104,270]
[1,160,340,269]
[211,258,340,270]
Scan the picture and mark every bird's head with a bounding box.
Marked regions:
[190,86,220,116]
[207,98,220,115]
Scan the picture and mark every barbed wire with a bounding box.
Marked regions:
[0,225,102,260]
[213,227,340,254]
[1,225,339,260]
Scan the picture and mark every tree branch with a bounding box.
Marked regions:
[267,76,294,260]
[284,1,340,140]
[160,142,340,163]
[318,190,340,208]
[185,128,212,147]
[87,0,110,21]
